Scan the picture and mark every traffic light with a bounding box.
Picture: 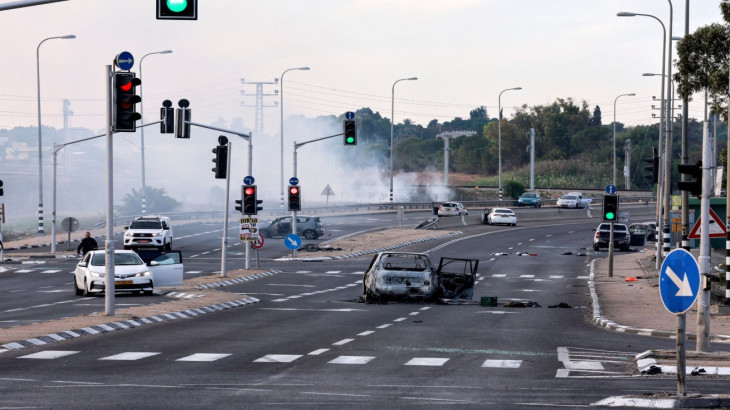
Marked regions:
[343,119,357,146]
[678,161,703,197]
[161,100,174,134]
[243,185,259,215]
[602,194,618,222]
[176,99,191,138]
[113,72,141,132]
[212,145,228,179]
[157,0,197,20]
[643,147,659,185]
[0,179,3,196]
[288,185,301,211]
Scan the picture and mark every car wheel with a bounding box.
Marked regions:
[303,229,318,240]
[123,246,131,250]
[512,223,517,226]
[74,276,83,296]
[144,290,153,296]
[593,245,600,252]
[165,241,172,251]
[82,278,91,297]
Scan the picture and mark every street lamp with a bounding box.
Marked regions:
[139,50,173,215]
[497,87,521,204]
[280,66,309,208]
[390,77,418,202]
[36,34,75,235]
[617,11,667,266]
[613,93,635,186]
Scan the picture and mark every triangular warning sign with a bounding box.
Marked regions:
[688,208,727,239]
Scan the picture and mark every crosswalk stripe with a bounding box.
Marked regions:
[18,350,79,359]
[328,356,375,364]
[405,357,449,366]
[482,359,522,368]
[99,352,160,361]
[176,353,231,362]
[253,354,301,363]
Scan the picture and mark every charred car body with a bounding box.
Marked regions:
[362,252,479,303]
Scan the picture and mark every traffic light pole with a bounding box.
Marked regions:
[221,141,232,277]
[291,132,344,257]
[104,64,116,316]
[183,120,253,271]
[697,123,712,352]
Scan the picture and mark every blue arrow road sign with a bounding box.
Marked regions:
[285,234,302,250]
[289,177,299,186]
[659,248,700,314]
[243,176,255,185]
[345,111,355,120]
[606,184,617,195]
[115,51,134,71]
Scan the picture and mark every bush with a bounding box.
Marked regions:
[504,181,525,199]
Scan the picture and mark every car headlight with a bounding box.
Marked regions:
[89,270,104,278]
[134,271,151,277]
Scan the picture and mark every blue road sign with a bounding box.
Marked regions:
[115,51,134,71]
[345,111,355,120]
[289,177,299,186]
[659,248,700,314]
[285,234,302,250]
[243,175,255,185]
[605,184,617,195]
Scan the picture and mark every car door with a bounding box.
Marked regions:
[435,257,479,299]
[148,251,184,287]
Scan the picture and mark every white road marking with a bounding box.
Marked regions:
[41,270,62,273]
[19,350,79,359]
[176,353,231,362]
[328,356,375,364]
[376,324,392,329]
[482,360,522,368]
[519,275,535,278]
[394,317,407,322]
[405,357,449,366]
[333,338,354,346]
[100,352,160,361]
[253,354,301,363]
[308,349,329,355]
[357,331,375,336]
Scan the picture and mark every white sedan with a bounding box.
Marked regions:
[73,250,183,296]
[437,202,468,216]
[482,208,517,226]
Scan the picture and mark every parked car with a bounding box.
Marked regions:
[73,250,183,296]
[437,202,468,216]
[640,221,658,241]
[362,252,479,303]
[593,223,630,251]
[556,192,592,209]
[123,215,173,251]
[628,223,650,246]
[517,192,542,207]
[258,216,324,239]
[482,208,517,226]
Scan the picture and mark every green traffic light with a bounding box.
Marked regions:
[167,0,187,12]
[346,136,355,144]
[605,212,615,220]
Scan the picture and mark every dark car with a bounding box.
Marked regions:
[593,223,630,251]
[259,216,324,240]
[628,223,649,246]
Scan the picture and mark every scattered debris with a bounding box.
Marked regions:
[301,244,343,252]
[641,365,662,375]
[492,252,510,256]
[625,277,638,282]
[548,302,572,308]
[690,367,706,376]
[515,252,537,256]
[503,300,540,308]
[561,251,587,256]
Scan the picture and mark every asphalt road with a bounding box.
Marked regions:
[3,205,730,408]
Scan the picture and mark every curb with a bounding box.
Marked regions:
[588,258,730,343]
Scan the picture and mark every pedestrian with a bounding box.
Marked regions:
[77,232,98,256]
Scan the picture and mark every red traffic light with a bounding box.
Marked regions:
[289,186,299,195]
[244,186,256,196]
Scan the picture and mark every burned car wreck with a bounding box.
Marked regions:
[362,252,479,303]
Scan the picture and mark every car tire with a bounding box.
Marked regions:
[74,276,83,296]
[303,229,318,240]
[144,290,154,296]
[82,278,91,297]
[165,240,172,251]
[123,246,131,250]
[593,245,600,252]
[512,223,517,226]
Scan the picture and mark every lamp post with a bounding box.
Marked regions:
[279,67,309,209]
[139,50,172,215]
[613,93,635,186]
[617,11,667,267]
[498,87,521,204]
[390,77,417,202]
[36,34,75,235]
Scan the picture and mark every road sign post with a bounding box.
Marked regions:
[660,248,701,396]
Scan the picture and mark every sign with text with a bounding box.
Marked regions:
[239,217,259,241]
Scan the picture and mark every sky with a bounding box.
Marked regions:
[0,0,726,220]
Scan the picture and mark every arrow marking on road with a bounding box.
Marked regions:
[666,267,694,297]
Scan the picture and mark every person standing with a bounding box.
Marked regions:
[77,232,98,256]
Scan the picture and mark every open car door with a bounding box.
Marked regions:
[435,257,479,300]
[148,250,184,287]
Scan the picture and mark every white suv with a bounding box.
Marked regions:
[123,216,173,251]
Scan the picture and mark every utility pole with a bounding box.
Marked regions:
[241,78,278,135]
[624,139,631,190]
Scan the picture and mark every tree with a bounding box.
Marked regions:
[116,187,181,216]
[591,106,602,127]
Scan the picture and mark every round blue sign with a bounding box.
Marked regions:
[605,184,617,195]
[659,248,700,314]
[289,177,299,186]
[285,234,302,250]
[115,51,134,71]
[345,111,355,120]
[244,176,255,185]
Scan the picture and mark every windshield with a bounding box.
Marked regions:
[561,195,577,200]
[380,253,430,271]
[522,193,537,198]
[129,221,163,229]
[494,209,514,215]
[90,252,144,266]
